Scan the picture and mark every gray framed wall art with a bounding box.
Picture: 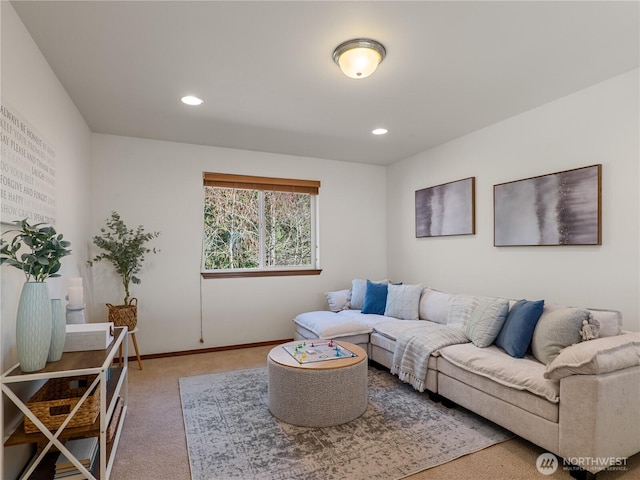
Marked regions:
[494,164,602,246]
[415,177,475,238]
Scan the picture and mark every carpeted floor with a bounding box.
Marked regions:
[179,367,513,480]
[109,345,640,480]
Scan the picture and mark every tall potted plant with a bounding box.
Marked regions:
[88,212,159,330]
[1,219,72,371]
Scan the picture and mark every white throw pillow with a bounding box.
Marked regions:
[419,288,453,324]
[385,284,423,320]
[326,289,351,312]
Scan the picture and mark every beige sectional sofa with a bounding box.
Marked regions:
[293,280,640,477]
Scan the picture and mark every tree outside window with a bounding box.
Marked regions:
[202,173,319,276]
[203,187,259,270]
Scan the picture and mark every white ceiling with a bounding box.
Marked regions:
[10,1,640,166]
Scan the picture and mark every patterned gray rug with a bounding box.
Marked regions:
[179,367,513,480]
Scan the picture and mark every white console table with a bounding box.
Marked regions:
[1,327,128,480]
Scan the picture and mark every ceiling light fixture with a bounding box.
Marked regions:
[332,38,386,79]
[181,95,204,106]
[372,128,388,135]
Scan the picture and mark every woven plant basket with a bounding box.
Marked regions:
[24,375,100,434]
[106,298,137,330]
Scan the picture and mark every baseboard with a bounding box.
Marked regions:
[123,338,294,363]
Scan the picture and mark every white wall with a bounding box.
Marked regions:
[0,2,92,373]
[1,3,92,477]
[2,2,636,476]
[387,70,639,331]
[90,135,387,354]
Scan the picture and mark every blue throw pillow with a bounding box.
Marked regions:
[495,299,545,358]
[361,280,388,315]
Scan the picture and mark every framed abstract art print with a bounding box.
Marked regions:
[494,164,601,246]
[415,177,475,238]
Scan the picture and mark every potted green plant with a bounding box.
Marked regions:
[88,212,159,330]
[1,219,72,371]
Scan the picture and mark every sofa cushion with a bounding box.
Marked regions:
[372,319,428,341]
[295,325,370,346]
[438,343,560,403]
[362,280,388,315]
[465,298,509,347]
[544,332,640,380]
[370,330,398,351]
[326,289,351,312]
[447,294,481,329]
[385,284,423,320]
[419,288,453,324]
[437,351,559,422]
[495,299,544,358]
[293,310,388,339]
[370,332,440,366]
[531,307,590,365]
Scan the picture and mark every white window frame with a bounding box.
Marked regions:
[201,173,321,278]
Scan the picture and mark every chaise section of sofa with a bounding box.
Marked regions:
[293,309,388,351]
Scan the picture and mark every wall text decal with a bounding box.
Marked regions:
[0,102,57,225]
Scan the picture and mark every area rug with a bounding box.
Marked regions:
[179,367,513,480]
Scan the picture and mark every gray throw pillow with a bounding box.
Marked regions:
[531,307,590,365]
[465,298,509,348]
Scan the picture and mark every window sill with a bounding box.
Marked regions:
[201,269,322,279]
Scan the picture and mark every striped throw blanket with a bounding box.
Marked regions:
[391,322,469,392]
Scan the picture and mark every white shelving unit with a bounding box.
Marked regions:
[1,327,128,480]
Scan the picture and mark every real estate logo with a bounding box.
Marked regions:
[536,452,558,475]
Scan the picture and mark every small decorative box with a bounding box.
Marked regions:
[63,322,114,353]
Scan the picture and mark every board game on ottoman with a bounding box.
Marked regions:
[267,340,368,427]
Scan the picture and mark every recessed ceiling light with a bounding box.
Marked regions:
[372,128,388,135]
[181,95,204,106]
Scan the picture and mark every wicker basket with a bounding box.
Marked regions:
[24,375,100,434]
[106,298,137,330]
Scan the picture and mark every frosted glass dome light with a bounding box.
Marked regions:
[332,39,386,79]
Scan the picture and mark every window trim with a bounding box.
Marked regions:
[202,172,321,278]
[201,268,322,279]
[203,172,320,194]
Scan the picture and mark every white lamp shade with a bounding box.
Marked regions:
[337,47,383,79]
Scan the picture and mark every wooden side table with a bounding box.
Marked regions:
[119,327,143,370]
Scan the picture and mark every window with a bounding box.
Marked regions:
[202,173,321,278]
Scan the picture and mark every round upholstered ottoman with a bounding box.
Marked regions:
[267,340,368,427]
